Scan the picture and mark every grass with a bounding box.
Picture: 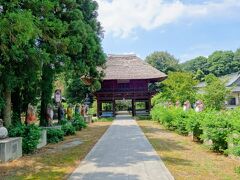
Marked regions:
[138,120,240,180]
[135,115,151,120]
[94,117,114,122]
[0,121,112,180]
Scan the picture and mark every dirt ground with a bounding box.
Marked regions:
[0,121,112,180]
[138,120,240,180]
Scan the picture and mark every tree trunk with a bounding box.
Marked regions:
[40,65,54,127]
[3,88,12,127]
[12,87,22,124]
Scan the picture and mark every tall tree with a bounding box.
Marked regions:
[145,51,179,74]
[203,74,230,110]
[0,2,40,127]
[161,72,198,104]
[181,56,209,74]
[208,51,234,76]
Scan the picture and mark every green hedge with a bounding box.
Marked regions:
[8,124,41,154]
[47,128,64,143]
[72,115,87,131]
[151,105,240,154]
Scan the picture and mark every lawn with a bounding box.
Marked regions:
[138,120,240,180]
[0,121,112,180]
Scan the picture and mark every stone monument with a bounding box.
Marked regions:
[0,119,8,139]
[0,119,22,163]
[183,100,191,111]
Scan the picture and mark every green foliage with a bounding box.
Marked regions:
[146,51,180,74]
[203,74,230,110]
[72,115,87,131]
[135,115,152,120]
[47,128,64,144]
[59,119,69,125]
[182,50,240,77]
[151,105,240,153]
[200,111,231,152]
[226,131,240,156]
[8,124,41,154]
[61,123,76,136]
[95,117,114,122]
[181,56,208,74]
[161,72,198,104]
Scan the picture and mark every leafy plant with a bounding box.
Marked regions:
[72,115,87,131]
[47,128,64,144]
[62,123,76,136]
[8,123,41,154]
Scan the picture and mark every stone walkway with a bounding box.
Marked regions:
[69,114,174,180]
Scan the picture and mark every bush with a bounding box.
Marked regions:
[8,123,41,154]
[135,115,152,120]
[72,115,87,131]
[95,117,114,122]
[47,128,64,143]
[199,111,231,152]
[59,119,68,125]
[61,123,76,136]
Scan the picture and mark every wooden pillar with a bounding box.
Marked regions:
[148,98,151,113]
[132,99,136,116]
[112,99,116,117]
[97,100,102,117]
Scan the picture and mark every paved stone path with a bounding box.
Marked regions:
[69,114,174,180]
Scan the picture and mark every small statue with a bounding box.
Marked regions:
[167,101,173,108]
[0,119,8,139]
[80,105,85,116]
[58,103,65,123]
[75,104,80,115]
[67,104,73,120]
[195,100,204,112]
[26,103,36,125]
[84,104,89,116]
[175,100,181,108]
[46,104,53,126]
[183,100,191,111]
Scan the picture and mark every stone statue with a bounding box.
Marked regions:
[183,100,191,111]
[75,104,80,115]
[26,103,36,125]
[80,105,85,116]
[58,103,65,123]
[46,104,53,126]
[0,119,8,139]
[67,104,73,120]
[195,100,204,112]
[175,100,181,108]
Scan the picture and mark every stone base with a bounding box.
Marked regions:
[84,115,93,123]
[0,137,22,163]
[42,125,62,130]
[37,130,47,149]
[203,139,213,146]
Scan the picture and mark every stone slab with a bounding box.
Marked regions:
[0,137,22,163]
[84,116,92,123]
[42,125,62,130]
[69,114,174,180]
[37,130,47,149]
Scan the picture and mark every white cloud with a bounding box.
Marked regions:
[96,0,240,38]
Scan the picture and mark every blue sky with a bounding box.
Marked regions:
[96,0,240,62]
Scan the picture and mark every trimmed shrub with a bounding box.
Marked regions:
[8,123,41,154]
[62,123,76,136]
[47,128,64,143]
[59,119,68,125]
[200,110,231,152]
[72,115,87,131]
